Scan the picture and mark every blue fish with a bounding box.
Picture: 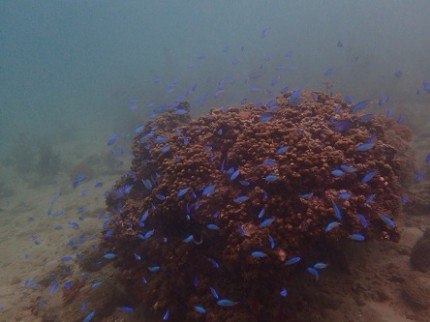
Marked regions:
[137,229,154,240]
[379,213,396,229]
[423,80,430,93]
[177,188,189,197]
[210,287,219,299]
[50,280,58,295]
[62,280,74,289]
[307,267,320,280]
[313,262,328,269]
[230,169,240,181]
[240,180,250,186]
[324,67,333,76]
[206,224,220,230]
[333,120,353,132]
[148,266,160,272]
[263,159,277,166]
[208,258,220,268]
[183,235,194,243]
[332,201,343,220]
[276,146,289,154]
[202,184,216,197]
[234,196,249,203]
[356,142,374,151]
[217,299,238,307]
[140,132,154,143]
[378,95,390,105]
[175,108,187,115]
[194,305,206,314]
[134,125,144,133]
[258,208,265,218]
[160,145,170,153]
[280,86,289,94]
[358,114,373,122]
[142,179,152,190]
[324,221,340,233]
[280,288,288,297]
[251,251,268,258]
[361,170,376,183]
[92,281,102,288]
[339,192,351,199]
[156,194,166,201]
[351,100,369,113]
[117,306,134,313]
[265,174,279,182]
[285,256,301,265]
[365,194,376,204]
[349,233,365,241]
[139,210,149,226]
[80,301,88,312]
[103,253,116,259]
[300,192,314,200]
[331,169,345,177]
[237,224,245,236]
[416,170,424,182]
[260,217,274,227]
[61,256,73,262]
[82,311,95,322]
[268,235,276,249]
[155,135,168,143]
[340,164,357,173]
[72,175,86,188]
[291,89,302,97]
[260,112,273,122]
[107,134,118,146]
[357,214,368,228]
[226,167,235,175]
[162,309,169,320]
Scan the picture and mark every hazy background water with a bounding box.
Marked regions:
[1,0,430,156]
[1,1,430,320]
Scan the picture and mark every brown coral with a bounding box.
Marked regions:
[102,90,411,321]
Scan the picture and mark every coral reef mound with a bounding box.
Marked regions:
[102,90,411,321]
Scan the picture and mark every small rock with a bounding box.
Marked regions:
[410,228,430,272]
[402,274,430,309]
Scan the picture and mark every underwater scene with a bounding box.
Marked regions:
[1,1,430,321]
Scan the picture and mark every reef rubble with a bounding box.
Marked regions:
[102,90,412,322]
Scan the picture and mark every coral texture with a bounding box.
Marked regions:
[102,90,410,321]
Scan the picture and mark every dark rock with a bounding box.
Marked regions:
[410,229,430,272]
